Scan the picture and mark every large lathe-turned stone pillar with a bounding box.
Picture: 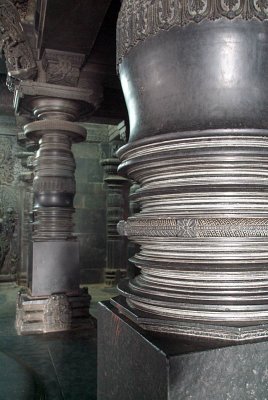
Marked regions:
[98,1,268,399]
[16,95,92,334]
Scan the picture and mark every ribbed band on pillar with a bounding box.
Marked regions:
[115,0,268,341]
[117,129,268,339]
[24,119,86,241]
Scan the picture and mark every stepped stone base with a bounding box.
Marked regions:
[112,294,268,343]
[16,288,94,335]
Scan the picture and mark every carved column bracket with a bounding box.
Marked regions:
[42,49,85,87]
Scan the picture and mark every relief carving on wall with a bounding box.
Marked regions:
[0,0,37,85]
[0,137,22,277]
[0,207,18,276]
[117,0,268,64]
[0,137,15,185]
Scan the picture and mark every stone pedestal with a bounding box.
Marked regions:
[98,300,268,400]
[16,289,93,335]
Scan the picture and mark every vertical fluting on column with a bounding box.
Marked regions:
[115,1,268,342]
[101,154,130,286]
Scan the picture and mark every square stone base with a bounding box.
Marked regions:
[98,300,268,400]
[31,240,80,296]
[16,288,94,335]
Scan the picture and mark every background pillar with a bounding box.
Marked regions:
[16,95,93,334]
[101,138,130,286]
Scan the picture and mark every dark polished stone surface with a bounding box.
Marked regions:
[0,283,116,400]
[98,300,268,400]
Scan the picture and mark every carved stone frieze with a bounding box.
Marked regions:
[12,0,28,21]
[42,49,85,87]
[0,137,14,185]
[117,0,268,64]
[0,207,18,276]
[0,0,37,81]
[0,186,17,211]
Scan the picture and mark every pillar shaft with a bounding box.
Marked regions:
[115,0,268,342]
[23,100,86,297]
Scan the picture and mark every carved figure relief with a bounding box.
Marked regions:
[0,207,18,276]
[0,0,37,82]
[0,137,14,185]
[42,49,85,87]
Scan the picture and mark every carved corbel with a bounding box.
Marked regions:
[42,49,85,87]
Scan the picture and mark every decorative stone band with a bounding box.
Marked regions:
[24,118,86,241]
[118,217,268,238]
[116,130,268,335]
[117,0,268,64]
[33,177,75,194]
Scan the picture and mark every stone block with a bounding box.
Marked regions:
[98,300,268,400]
[31,240,80,296]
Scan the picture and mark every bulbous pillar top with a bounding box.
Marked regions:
[117,0,268,142]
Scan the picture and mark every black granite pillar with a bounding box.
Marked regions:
[101,140,130,286]
[99,0,268,398]
[15,91,95,335]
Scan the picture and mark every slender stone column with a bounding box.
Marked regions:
[113,0,268,343]
[101,150,130,286]
[16,97,92,334]
[16,150,34,286]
